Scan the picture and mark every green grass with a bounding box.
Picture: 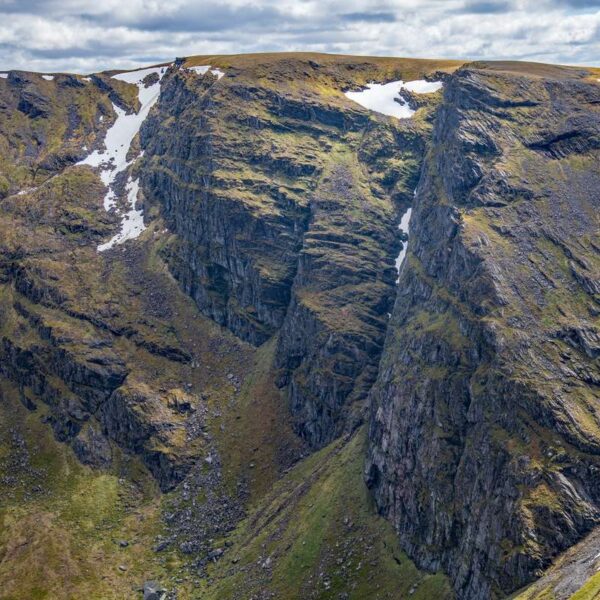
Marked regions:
[198,429,453,599]
[570,572,600,600]
[0,380,176,600]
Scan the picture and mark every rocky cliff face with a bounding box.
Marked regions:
[2,53,598,600]
[140,55,446,447]
[0,175,208,490]
[367,61,600,599]
[0,69,234,491]
[0,54,453,493]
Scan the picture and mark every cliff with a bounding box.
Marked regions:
[139,54,452,447]
[1,53,599,600]
[367,61,600,599]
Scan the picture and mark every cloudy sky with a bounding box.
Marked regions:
[0,0,599,73]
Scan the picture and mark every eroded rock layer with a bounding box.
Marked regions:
[367,61,600,599]
[140,55,445,447]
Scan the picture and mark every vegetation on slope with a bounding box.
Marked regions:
[198,429,453,600]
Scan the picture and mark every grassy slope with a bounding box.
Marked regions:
[199,429,453,600]
[0,372,453,600]
[0,380,169,600]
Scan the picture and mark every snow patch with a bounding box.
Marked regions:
[0,73,7,79]
[83,76,91,82]
[76,65,166,251]
[97,177,145,251]
[42,75,54,81]
[345,79,443,119]
[188,65,210,75]
[395,207,412,281]
[112,65,167,87]
[403,80,443,94]
[187,65,225,79]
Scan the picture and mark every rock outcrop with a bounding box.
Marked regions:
[141,56,441,447]
[367,62,600,599]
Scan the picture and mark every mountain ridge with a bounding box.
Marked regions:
[0,52,598,600]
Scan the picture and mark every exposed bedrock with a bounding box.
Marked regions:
[0,307,193,491]
[140,67,313,346]
[367,63,600,599]
[140,62,433,447]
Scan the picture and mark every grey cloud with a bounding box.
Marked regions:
[26,44,148,60]
[82,4,287,33]
[340,11,396,22]
[549,0,600,6]
[455,1,513,14]
[0,0,599,73]
[0,0,68,14]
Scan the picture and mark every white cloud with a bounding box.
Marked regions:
[0,0,598,72]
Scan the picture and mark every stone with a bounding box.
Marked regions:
[143,580,166,600]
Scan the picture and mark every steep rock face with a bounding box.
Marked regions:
[140,65,313,345]
[141,56,444,447]
[274,149,407,446]
[0,153,211,491]
[367,62,600,599]
[0,55,456,495]
[0,70,138,196]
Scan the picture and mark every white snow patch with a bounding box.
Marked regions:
[83,76,91,82]
[76,65,166,251]
[112,65,167,87]
[97,177,145,251]
[189,65,210,75]
[395,207,412,281]
[403,80,443,94]
[345,79,443,119]
[42,75,54,81]
[0,73,7,79]
[188,65,225,79]
[111,67,167,117]
[77,66,164,210]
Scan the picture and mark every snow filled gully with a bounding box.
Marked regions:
[77,66,167,252]
[395,206,412,281]
[78,63,227,252]
[345,79,442,282]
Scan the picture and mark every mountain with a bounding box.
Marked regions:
[0,52,598,600]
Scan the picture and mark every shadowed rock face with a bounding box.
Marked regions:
[140,66,312,347]
[140,58,436,448]
[367,63,600,599]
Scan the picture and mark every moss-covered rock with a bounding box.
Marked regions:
[367,61,600,599]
